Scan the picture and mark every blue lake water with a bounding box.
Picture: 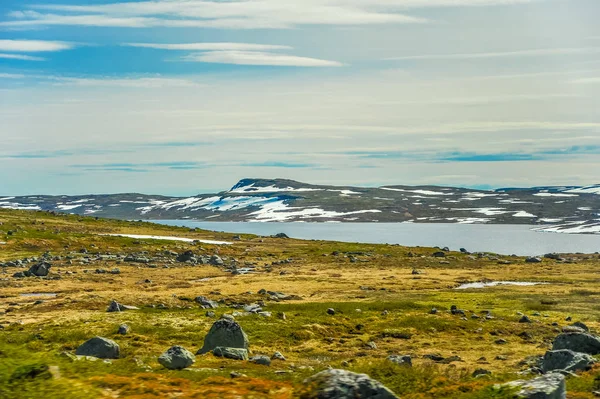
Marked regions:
[150,221,600,256]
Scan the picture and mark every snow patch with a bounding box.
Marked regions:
[247,200,381,222]
[103,234,232,245]
[533,193,578,197]
[513,211,537,218]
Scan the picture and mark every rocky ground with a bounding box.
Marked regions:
[1,208,600,398]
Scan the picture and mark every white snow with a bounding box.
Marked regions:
[453,207,508,216]
[498,199,533,204]
[564,185,600,195]
[538,218,564,223]
[56,204,83,210]
[328,189,361,195]
[0,201,42,210]
[229,183,321,194]
[464,192,498,198]
[578,207,592,211]
[456,281,546,290]
[0,197,15,201]
[380,187,452,196]
[513,211,537,218]
[67,199,91,204]
[534,221,600,234]
[444,217,493,224]
[108,204,121,207]
[103,234,232,245]
[247,200,381,222]
[533,193,578,197]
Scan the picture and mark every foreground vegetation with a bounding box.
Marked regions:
[1,208,600,398]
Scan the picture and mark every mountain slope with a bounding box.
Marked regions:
[1,179,599,230]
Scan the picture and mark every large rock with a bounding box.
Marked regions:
[197,319,249,355]
[552,332,600,355]
[541,349,595,373]
[158,346,195,370]
[505,373,566,399]
[303,369,399,399]
[28,262,51,277]
[209,255,224,266]
[75,337,120,359]
[213,347,249,360]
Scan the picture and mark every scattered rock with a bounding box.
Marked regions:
[250,355,271,366]
[197,319,249,355]
[117,324,130,335]
[327,308,335,315]
[552,332,600,355]
[213,347,249,360]
[504,372,566,399]
[519,315,532,323]
[272,351,286,361]
[75,337,120,359]
[387,355,412,366]
[195,296,219,309]
[273,233,289,239]
[158,346,195,370]
[525,257,542,264]
[303,369,399,399]
[107,300,139,312]
[541,349,595,373]
[472,368,492,378]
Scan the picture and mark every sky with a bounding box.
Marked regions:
[1,0,599,196]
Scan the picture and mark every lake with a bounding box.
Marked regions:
[150,221,600,256]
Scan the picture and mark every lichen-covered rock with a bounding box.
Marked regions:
[505,373,566,399]
[552,332,600,355]
[213,347,249,360]
[303,369,399,399]
[117,324,130,335]
[197,319,249,355]
[75,337,120,359]
[541,349,595,373]
[158,346,195,370]
[250,355,271,366]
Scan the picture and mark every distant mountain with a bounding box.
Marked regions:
[1,179,599,232]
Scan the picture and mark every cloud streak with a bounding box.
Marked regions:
[182,51,343,67]
[0,39,75,52]
[388,47,600,61]
[125,42,292,51]
[0,53,44,61]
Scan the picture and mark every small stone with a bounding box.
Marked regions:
[272,351,286,361]
[327,308,335,315]
[117,324,130,335]
[250,355,271,366]
[213,347,249,360]
[75,337,120,359]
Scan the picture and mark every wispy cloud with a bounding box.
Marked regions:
[388,47,600,61]
[571,77,600,84]
[0,53,44,61]
[0,39,75,52]
[72,161,208,171]
[1,2,428,30]
[125,42,292,51]
[241,161,319,168]
[0,73,26,79]
[182,51,343,67]
[51,76,204,88]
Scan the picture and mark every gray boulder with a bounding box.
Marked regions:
[209,255,224,266]
[29,262,51,277]
[250,355,271,366]
[197,319,249,355]
[541,349,595,373]
[552,332,600,355]
[195,296,218,309]
[158,346,196,370]
[505,373,566,399]
[303,369,399,399]
[213,347,249,360]
[75,337,120,359]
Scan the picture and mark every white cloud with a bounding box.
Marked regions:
[125,42,292,51]
[183,50,343,67]
[0,73,26,79]
[388,47,600,61]
[0,39,75,52]
[51,77,204,88]
[0,53,45,61]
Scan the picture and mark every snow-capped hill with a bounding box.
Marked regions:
[1,179,599,229]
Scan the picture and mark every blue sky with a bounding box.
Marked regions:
[1,0,600,195]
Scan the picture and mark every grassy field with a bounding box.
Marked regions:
[1,208,600,398]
